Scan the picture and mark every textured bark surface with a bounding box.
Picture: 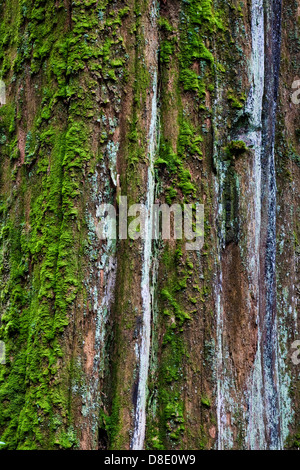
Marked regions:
[0,0,299,450]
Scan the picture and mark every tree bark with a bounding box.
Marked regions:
[0,0,299,450]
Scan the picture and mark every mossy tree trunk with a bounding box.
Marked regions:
[0,0,299,450]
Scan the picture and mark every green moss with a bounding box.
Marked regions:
[201,396,211,408]
[155,124,199,198]
[285,432,300,449]
[225,140,248,158]
[158,17,173,33]
[179,69,205,94]
[160,40,175,64]
[165,187,178,205]
[178,0,224,100]
[161,289,191,325]
[227,89,246,109]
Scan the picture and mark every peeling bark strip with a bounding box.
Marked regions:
[0,0,299,450]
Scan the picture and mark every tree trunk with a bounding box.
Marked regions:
[0,0,299,450]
